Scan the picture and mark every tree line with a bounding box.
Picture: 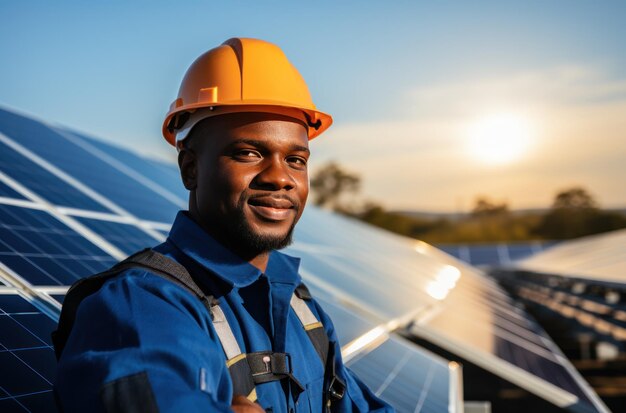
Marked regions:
[310,162,626,244]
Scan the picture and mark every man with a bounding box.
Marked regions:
[55,38,393,412]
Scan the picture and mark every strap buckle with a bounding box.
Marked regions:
[328,375,346,401]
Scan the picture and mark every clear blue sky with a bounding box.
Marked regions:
[2,1,625,211]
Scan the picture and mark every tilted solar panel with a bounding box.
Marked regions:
[347,335,457,413]
[0,108,183,223]
[289,208,609,412]
[515,229,626,284]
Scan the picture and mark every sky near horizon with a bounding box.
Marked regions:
[1,1,625,212]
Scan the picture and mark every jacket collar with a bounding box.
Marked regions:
[166,211,302,288]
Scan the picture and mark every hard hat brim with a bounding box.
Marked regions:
[163,103,332,147]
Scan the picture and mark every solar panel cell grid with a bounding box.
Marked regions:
[74,217,161,256]
[494,337,592,404]
[347,335,451,413]
[0,181,27,200]
[66,131,187,200]
[0,141,110,213]
[0,293,58,412]
[0,108,181,223]
[0,204,117,285]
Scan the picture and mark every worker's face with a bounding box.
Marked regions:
[179,112,309,255]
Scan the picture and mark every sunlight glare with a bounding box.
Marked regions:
[466,113,534,165]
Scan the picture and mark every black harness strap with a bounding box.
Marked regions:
[52,249,215,360]
[294,283,330,367]
[226,356,256,398]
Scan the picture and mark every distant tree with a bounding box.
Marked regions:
[310,161,360,210]
[358,202,440,237]
[471,196,509,217]
[535,187,626,239]
[552,187,597,209]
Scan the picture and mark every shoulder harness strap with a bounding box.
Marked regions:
[290,284,329,367]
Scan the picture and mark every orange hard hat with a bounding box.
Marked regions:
[162,37,333,147]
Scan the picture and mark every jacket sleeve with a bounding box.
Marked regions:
[55,270,235,413]
[311,300,396,413]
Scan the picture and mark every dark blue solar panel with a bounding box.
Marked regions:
[0,108,180,223]
[347,335,451,413]
[494,336,592,404]
[70,131,187,200]
[51,295,65,305]
[467,245,502,266]
[0,294,58,412]
[437,246,462,260]
[0,181,27,200]
[0,204,117,285]
[0,141,110,212]
[74,217,162,255]
[507,244,538,262]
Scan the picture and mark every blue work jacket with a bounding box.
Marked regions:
[55,211,394,412]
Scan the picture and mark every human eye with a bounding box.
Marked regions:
[286,156,308,169]
[233,149,261,161]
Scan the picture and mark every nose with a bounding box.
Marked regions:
[252,156,296,191]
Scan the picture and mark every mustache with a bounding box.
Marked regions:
[246,193,300,210]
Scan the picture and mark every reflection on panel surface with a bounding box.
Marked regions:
[0,204,116,285]
[516,229,626,284]
[0,293,58,412]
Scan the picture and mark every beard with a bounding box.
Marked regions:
[226,193,299,255]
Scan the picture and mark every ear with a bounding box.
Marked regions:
[178,148,198,190]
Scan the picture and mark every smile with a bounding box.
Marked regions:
[248,196,295,221]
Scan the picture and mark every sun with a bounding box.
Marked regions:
[466,113,534,165]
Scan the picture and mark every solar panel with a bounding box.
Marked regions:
[289,208,609,412]
[73,216,163,255]
[0,291,58,413]
[347,334,457,413]
[61,129,187,200]
[0,181,27,200]
[305,282,461,413]
[437,242,557,267]
[0,108,183,223]
[515,229,626,284]
[0,139,111,213]
[0,203,116,285]
[0,106,610,413]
